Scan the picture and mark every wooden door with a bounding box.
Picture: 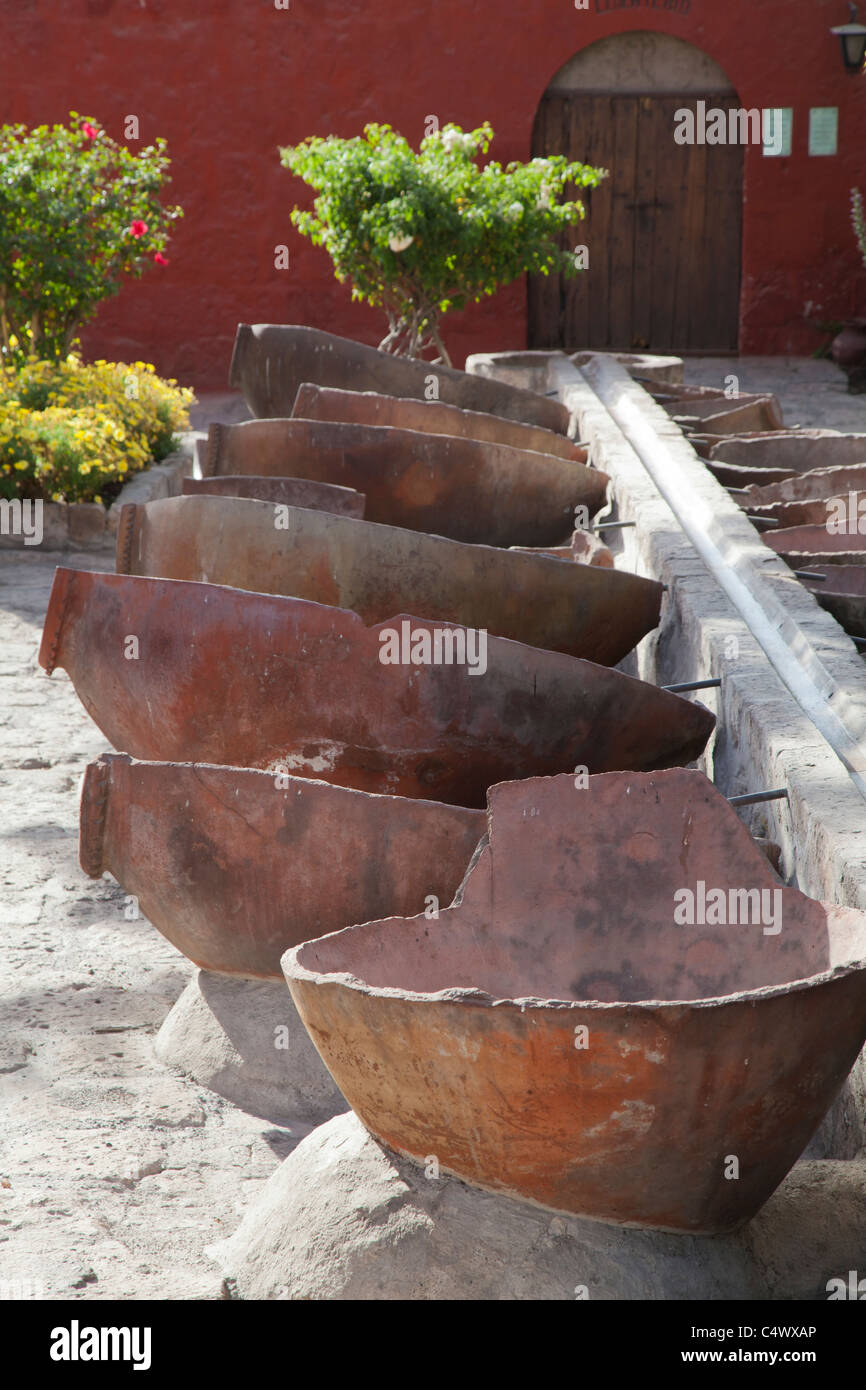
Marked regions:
[528,92,743,353]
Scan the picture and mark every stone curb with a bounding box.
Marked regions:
[0,436,197,553]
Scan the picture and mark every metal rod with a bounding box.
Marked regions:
[727,487,751,496]
[794,571,827,581]
[852,635,866,650]
[746,514,780,527]
[594,520,637,532]
[728,788,789,807]
[662,678,722,693]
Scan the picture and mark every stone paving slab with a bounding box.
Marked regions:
[0,552,302,1301]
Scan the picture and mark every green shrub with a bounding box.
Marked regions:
[0,113,181,364]
[0,355,194,503]
[281,122,606,363]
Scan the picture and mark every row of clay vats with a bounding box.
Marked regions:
[38,326,866,1258]
[649,377,866,645]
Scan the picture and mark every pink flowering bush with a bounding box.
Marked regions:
[0,112,182,363]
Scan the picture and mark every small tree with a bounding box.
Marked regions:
[0,113,182,363]
[281,122,606,364]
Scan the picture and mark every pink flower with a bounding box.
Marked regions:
[82,122,98,140]
[153,252,169,266]
[129,220,148,238]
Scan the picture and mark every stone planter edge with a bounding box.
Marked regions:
[0,434,198,553]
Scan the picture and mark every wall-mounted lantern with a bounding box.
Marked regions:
[831,3,866,72]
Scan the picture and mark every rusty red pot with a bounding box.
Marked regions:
[292,383,586,462]
[80,753,485,979]
[116,495,661,663]
[181,474,365,517]
[39,570,714,807]
[229,323,571,433]
[283,768,866,1234]
[831,320,866,394]
[201,418,608,549]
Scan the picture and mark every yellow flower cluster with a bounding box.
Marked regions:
[0,354,194,504]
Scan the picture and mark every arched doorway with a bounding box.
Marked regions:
[528,32,743,354]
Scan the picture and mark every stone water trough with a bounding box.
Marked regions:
[282,768,866,1235]
[39,570,714,806]
[79,753,485,979]
[230,323,570,433]
[200,418,608,549]
[290,383,586,461]
[115,494,662,663]
[799,567,866,638]
[181,474,365,518]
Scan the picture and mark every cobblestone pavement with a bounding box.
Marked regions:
[0,553,305,1301]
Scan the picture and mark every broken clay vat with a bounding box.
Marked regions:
[668,395,783,435]
[116,494,662,664]
[201,418,608,548]
[39,570,714,807]
[737,465,866,529]
[765,524,866,568]
[705,432,866,489]
[229,323,570,433]
[291,383,586,461]
[80,753,485,979]
[181,474,365,518]
[283,768,866,1234]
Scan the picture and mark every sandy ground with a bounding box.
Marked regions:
[0,554,309,1301]
[1,356,864,1302]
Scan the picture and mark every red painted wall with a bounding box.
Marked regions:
[2,0,864,387]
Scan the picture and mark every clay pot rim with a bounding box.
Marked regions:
[282,909,866,1014]
[86,750,487,815]
[136,491,624,566]
[744,463,866,500]
[776,551,866,565]
[188,472,365,499]
[46,567,673,678]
